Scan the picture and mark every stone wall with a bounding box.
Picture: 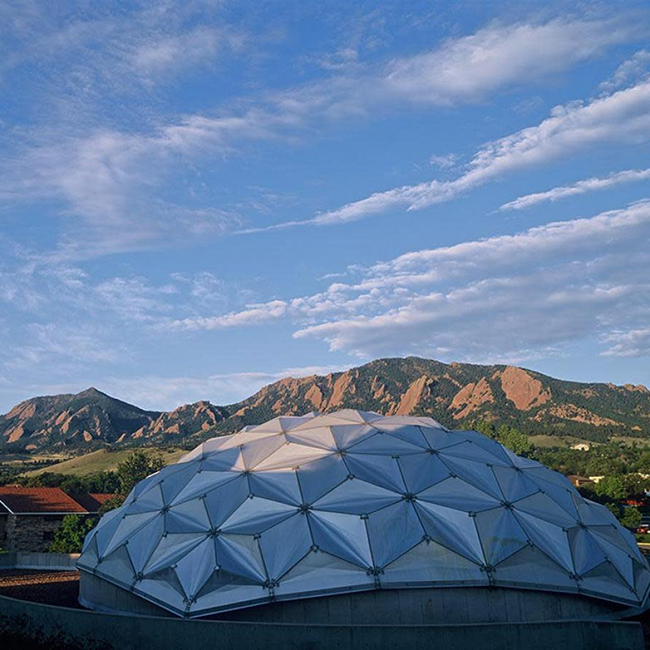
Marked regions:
[2,514,64,552]
[0,515,6,550]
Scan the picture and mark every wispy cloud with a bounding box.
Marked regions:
[602,328,650,358]
[5,323,125,371]
[174,200,650,361]
[164,300,288,331]
[382,18,635,105]
[98,364,350,411]
[245,80,650,232]
[0,3,246,91]
[600,49,650,92]
[499,167,650,211]
[2,16,640,256]
[429,154,458,170]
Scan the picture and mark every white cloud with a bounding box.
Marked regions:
[383,19,634,105]
[0,3,246,90]
[94,277,177,323]
[99,364,349,411]
[3,16,641,254]
[165,300,288,331]
[499,168,650,211]
[178,200,650,362]
[129,27,245,82]
[429,154,458,170]
[253,80,650,231]
[6,323,125,370]
[600,49,650,92]
[602,328,650,358]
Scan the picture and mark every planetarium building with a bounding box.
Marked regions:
[78,410,650,623]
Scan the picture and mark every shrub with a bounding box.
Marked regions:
[49,515,97,553]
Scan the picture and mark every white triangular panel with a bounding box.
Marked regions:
[492,465,539,502]
[344,454,405,492]
[171,471,236,505]
[398,452,451,493]
[310,510,373,568]
[296,454,349,503]
[366,500,423,567]
[143,534,207,576]
[220,497,296,534]
[254,443,333,470]
[418,477,501,512]
[216,534,266,583]
[440,456,502,499]
[515,511,574,573]
[475,507,529,566]
[374,424,429,449]
[275,550,374,597]
[259,514,312,580]
[248,469,302,505]
[415,501,484,564]
[313,478,402,515]
[383,539,488,585]
[165,498,211,533]
[175,538,217,599]
[126,515,165,572]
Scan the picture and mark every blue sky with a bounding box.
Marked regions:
[1,0,650,412]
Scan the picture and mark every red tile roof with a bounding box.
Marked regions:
[72,493,115,513]
[0,487,89,514]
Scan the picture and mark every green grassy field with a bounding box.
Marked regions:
[527,435,600,449]
[610,435,650,448]
[0,452,68,466]
[21,448,186,477]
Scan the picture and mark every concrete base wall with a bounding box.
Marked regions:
[0,551,79,570]
[214,586,622,625]
[0,592,643,650]
[80,571,624,624]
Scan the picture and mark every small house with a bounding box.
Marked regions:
[0,487,112,552]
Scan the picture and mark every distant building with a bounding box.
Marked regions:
[72,492,115,513]
[567,475,593,488]
[0,487,113,552]
[570,443,591,451]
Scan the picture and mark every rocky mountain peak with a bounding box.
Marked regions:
[2,357,650,451]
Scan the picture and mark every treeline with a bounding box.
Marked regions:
[534,444,650,477]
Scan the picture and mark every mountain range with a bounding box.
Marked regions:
[2,357,649,453]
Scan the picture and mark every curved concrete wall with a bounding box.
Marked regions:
[80,570,624,624]
[0,592,643,650]
[0,552,79,571]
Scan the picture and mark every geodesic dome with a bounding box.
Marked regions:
[78,410,650,618]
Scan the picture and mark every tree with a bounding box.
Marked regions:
[49,515,97,553]
[496,425,532,457]
[98,494,126,515]
[474,420,497,440]
[116,450,165,496]
[619,506,642,530]
[622,473,650,499]
[594,475,627,501]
